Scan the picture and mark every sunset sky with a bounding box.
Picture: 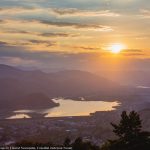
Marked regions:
[0,0,150,71]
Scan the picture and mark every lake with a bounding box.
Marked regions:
[136,86,150,89]
[7,98,120,119]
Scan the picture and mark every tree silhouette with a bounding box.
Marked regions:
[111,111,142,141]
[63,137,71,147]
[101,111,150,150]
[72,137,83,150]
[72,137,100,150]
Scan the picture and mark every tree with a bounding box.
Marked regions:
[63,137,71,147]
[72,137,83,150]
[101,111,150,150]
[72,137,100,150]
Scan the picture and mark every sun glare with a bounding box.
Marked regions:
[109,43,126,54]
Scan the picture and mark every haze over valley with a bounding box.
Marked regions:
[0,64,149,119]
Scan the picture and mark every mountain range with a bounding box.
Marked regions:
[0,64,133,110]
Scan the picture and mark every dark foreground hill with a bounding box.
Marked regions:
[0,93,59,109]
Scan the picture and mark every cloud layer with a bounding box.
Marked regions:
[0,0,150,70]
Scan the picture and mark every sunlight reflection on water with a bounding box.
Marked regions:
[7,98,120,119]
[7,114,31,119]
[45,98,120,117]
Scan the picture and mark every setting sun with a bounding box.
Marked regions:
[109,43,126,54]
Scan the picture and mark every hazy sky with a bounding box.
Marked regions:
[0,0,150,71]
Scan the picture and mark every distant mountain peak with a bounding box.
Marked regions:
[0,64,22,72]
